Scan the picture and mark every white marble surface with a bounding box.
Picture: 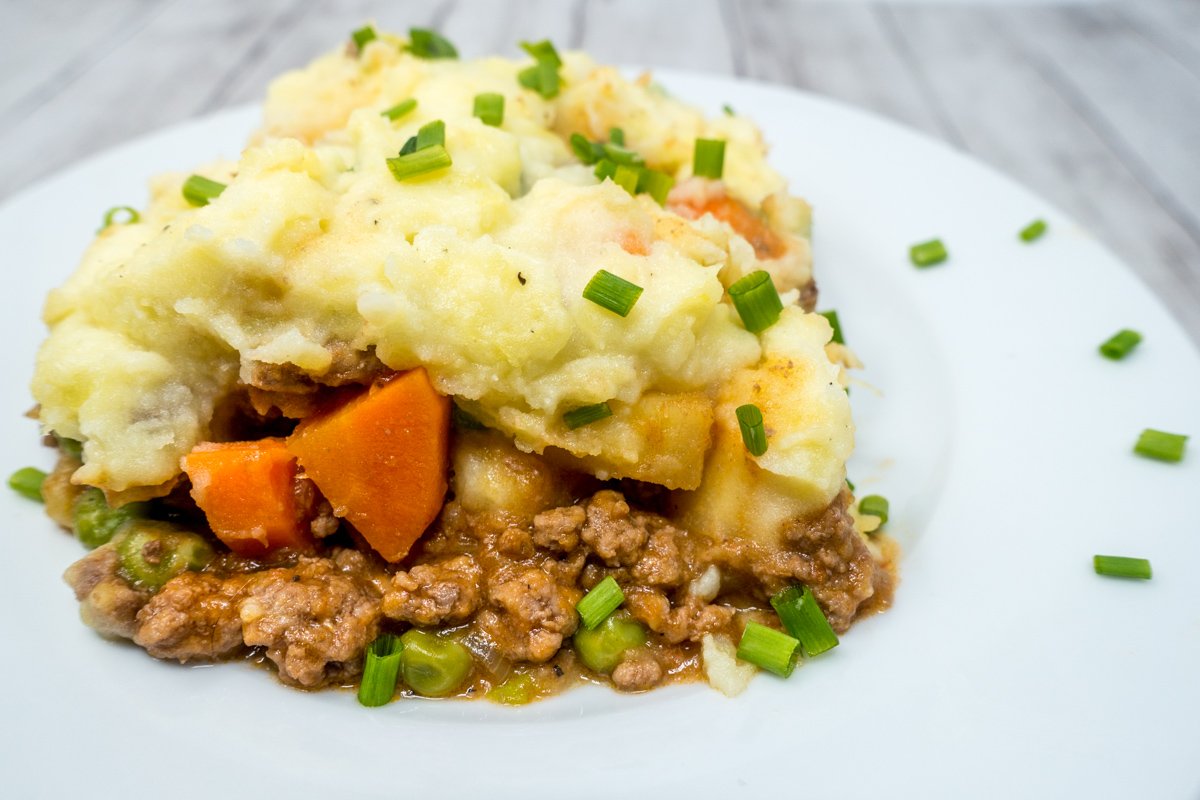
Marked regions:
[4,0,1198,340]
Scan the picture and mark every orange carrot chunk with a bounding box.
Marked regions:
[287,368,450,563]
[181,438,315,557]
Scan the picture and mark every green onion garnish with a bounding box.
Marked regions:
[722,104,735,116]
[858,494,889,525]
[819,309,844,345]
[351,25,377,53]
[520,39,562,67]
[637,168,674,206]
[563,402,613,430]
[473,92,505,126]
[182,175,226,207]
[398,136,418,156]
[101,206,140,230]
[594,159,617,182]
[381,98,417,121]
[609,127,625,146]
[736,403,768,457]
[358,633,403,707]
[8,467,47,502]
[846,478,855,492]
[518,59,560,99]
[613,164,640,195]
[736,621,799,678]
[407,28,458,59]
[1099,329,1142,360]
[571,133,604,165]
[601,142,644,167]
[728,270,783,333]
[387,144,452,181]
[693,138,726,180]
[771,585,839,657]
[416,119,445,150]
[1133,429,1188,463]
[1093,555,1152,580]
[1019,219,1047,242]
[910,238,948,267]
[583,269,643,317]
[576,576,624,629]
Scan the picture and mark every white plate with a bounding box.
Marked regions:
[2,70,1197,800]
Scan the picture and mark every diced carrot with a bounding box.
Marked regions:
[181,438,315,557]
[286,368,450,563]
[669,191,786,260]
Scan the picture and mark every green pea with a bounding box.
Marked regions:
[573,615,646,674]
[399,629,474,697]
[8,467,47,502]
[487,672,537,706]
[73,488,147,549]
[116,522,213,590]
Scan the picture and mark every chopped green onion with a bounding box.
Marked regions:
[583,269,643,317]
[416,119,445,150]
[637,168,674,206]
[387,144,452,181]
[613,164,640,195]
[819,309,844,345]
[520,39,562,67]
[736,403,768,457]
[381,98,417,121]
[601,142,644,167]
[722,104,735,116]
[609,127,625,146]
[693,138,726,180]
[1099,329,1142,360]
[563,402,613,430]
[845,478,856,492]
[728,270,783,333]
[473,92,505,126]
[593,159,617,182]
[1133,429,1188,463]
[398,136,418,156]
[518,59,560,99]
[858,494,889,525]
[910,238,948,267]
[576,576,624,629]
[351,25,377,53]
[182,175,226,207]
[407,28,458,59]
[358,633,403,706]
[771,585,839,657]
[571,133,604,165]
[736,621,799,678]
[1019,219,1047,242]
[8,467,47,502]
[101,206,140,230]
[1093,555,1152,580]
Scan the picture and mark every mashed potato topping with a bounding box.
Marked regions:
[32,34,849,527]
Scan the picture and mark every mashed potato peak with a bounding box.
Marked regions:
[32,36,848,520]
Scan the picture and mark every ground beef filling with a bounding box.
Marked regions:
[62,487,894,696]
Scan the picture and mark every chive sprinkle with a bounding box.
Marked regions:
[571,133,604,165]
[1019,219,1047,242]
[576,576,624,629]
[593,159,617,182]
[101,206,140,230]
[736,403,768,457]
[8,467,47,502]
[693,138,726,180]
[722,104,735,116]
[637,168,674,206]
[358,633,403,707]
[613,163,640,195]
[473,92,505,126]
[771,585,839,657]
[1133,429,1188,463]
[736,622,799,678]
[728,270,783,333]
[387,144,452,181]
[819,310,844,345]
[416,119,445,150]
[858,495,889,525]
[517,42,562,100]
[520,39,562,67]
[563,402,613,430]
[381,98,417,121]
[1093,555,1152,580]
[583,269,643,317]
[910,238,948,267]
[398,136,418,156]
[351,25,377,54]
[602,142,644,167]
[1099,329,1142,360]
[407,28,458,59]
[609,127,625,146]
[182,175,226,207]
[846,478,856,492]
